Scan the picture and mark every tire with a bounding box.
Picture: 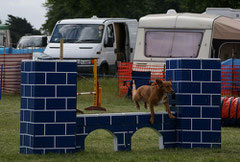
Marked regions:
[99,64,109,76]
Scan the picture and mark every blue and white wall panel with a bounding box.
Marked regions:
[76,112,176,151]
[20,60,77,154]
[19,58,222,154]
[166,58,221,148]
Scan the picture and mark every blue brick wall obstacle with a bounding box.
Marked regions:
[76,112,176,151]
[20,58,221,154]
[166,58,221,148]
[20,60,77,154]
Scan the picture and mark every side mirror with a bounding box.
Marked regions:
[104,37,114,47]
[42,36,48,47]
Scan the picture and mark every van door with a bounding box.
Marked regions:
[101,23,116,74]
[101,22,131,74]
[114,23,131,62]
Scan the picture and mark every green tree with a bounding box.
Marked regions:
[42,0,240,34]
[42,0,74,34]
[42,0,180,33]
[5,15,41,47]
[179,0,240,13]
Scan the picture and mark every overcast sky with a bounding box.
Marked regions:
[0,0,47,30]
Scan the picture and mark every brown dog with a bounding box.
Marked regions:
[132,79,176,124]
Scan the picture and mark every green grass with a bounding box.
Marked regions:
[77,77,164,113]
[1,77,240,162]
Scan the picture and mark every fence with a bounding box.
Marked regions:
[0,64,2,100]
[0,53,32,93]
[118,62,240,97]
[117,62,166,97]
[221,65,240,97]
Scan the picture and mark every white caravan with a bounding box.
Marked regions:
[206,8,240,19]
[0,24,11,47]
[44,16,138,74]
[133,10,240,67]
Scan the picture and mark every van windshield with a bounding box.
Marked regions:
[50,24,104,43]
[17,36,43,48]
[145,30,203,58]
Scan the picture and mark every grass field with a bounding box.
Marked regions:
[1,77,240,162]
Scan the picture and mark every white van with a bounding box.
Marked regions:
[133,10,240,67]
[17,35,48,49]
[44,16,138,74]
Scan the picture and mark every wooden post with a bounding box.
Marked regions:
[93,59,98,106]
[99,87,102,107]
[60,39,64,60]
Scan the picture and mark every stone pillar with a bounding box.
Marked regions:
[20,60,77,154]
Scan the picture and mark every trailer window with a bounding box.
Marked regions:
[50,24,104,43]
[145,31,202,58]
[219,42,240,61]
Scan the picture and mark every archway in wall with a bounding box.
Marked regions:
[131,127,163,151]
[85,129,116,152]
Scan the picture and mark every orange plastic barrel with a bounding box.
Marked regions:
[230,98,240,119]
[221,97,233,119]
[221,97,240,126]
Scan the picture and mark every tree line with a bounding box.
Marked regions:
[1,0,240,46]
[0,15,41,47]
[42,0,240,33]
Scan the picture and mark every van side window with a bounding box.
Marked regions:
[104,24,114,47]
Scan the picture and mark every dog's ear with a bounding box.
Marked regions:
[156,79,163,86]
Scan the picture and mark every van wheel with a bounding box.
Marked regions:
[99,64,109,76]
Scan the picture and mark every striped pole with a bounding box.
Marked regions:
[93,59,98,106]
[98,87,102,107]
[77,92,96,95]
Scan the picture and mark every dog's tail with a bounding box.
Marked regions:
[132,80,136,100]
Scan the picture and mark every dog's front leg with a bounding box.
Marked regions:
[135,101,140,109]
[149,104,155,124]
[164,99,176,119]
[144,102,147,109]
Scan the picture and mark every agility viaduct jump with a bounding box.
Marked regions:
[20,59,221,154]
